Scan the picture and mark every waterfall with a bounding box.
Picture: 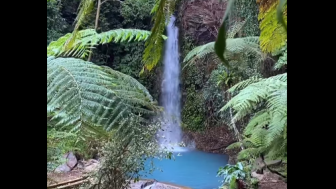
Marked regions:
[159,16,183,150]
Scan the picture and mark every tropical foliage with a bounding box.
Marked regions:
[257,0,287,53]
[217,162,247,189]
[180,0,287,187]
[47,0,67,45]
[47,1,166,186]
[47,0,287,188]
[224,73,287,161]
[47,29,164,59]
[85,116,171,189]
[183,21,265,69]
[47,57,159,131]
[142,0,175,72]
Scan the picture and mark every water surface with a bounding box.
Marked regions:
[144,150,229,189]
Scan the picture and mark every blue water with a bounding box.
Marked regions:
[143,149,229,189]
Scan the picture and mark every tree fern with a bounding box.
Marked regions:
[47,29,166,59]
[223,73,287,161]
[47,57,160,133]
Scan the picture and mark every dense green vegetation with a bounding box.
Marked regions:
[47,0,287,189]
[47,0,169,184]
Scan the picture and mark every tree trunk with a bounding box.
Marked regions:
[88,0,102,62]
[226,84,244,150]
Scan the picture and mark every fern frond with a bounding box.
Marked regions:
[224,73,287,161]
[47,29,166,59]
[142,0,175,72]
[237,147,262,160]
[228,76,263,92]
[47,58,160,132]
[183,37,263,68]
[245,110,270,135]
[227,20,246,39]
[265,135,287,160]
[75,0,95,32]
[183,42,215,68]
[65,0,95,49]
[227,141,243,150]
[274,46,287,70]
[257,0,287,53]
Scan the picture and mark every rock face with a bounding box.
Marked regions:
[182,126,237,155]
[54,152,78,173]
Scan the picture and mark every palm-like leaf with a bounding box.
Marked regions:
[47,57,160,132]
[47,29,166,59]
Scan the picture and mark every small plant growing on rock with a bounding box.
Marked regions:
[217,162,247,189]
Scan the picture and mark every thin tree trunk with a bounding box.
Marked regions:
[229,107,244,150]
[226,84,244,150]
[88,0,102,62]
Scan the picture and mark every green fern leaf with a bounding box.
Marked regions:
[183,37,263,68]
[224,73,287,161]
[142,0,175,72]
[274,46,287,70]
[47,29,166,59]
[47,58,160,132]
[257,0,287,53]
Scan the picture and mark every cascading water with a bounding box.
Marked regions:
[159,16,183,150]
